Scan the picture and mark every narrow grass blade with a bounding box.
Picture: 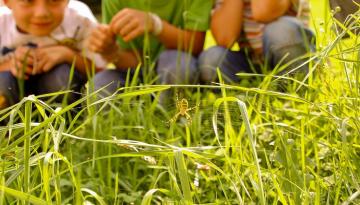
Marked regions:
[141,189,169,205]
[213,97,265,205]
[24,98,32,201]
[0,185,47,205]
[174,150,193,204]
[81,188,107,205]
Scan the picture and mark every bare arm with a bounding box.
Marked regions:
[110,8,205,56]
[0,59,11,72]
[251,0,291,23]
[157,21,205,56]
[100,43,140,69]
[211,0,244,48]
[0,46,99,77]
[61,49,100,75]
[34,45,100,76]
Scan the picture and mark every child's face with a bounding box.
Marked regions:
[5,0,68,36]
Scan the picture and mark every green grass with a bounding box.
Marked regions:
[1,1,360,204]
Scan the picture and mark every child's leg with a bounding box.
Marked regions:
[91,69,129,97]
[263,16,315,75]
[0,72,20,108]
[156,50,198,85]
[31,63,85,104]
[156,50,198,105]
[198,46,253,83]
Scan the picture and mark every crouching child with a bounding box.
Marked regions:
[0,0,106,109]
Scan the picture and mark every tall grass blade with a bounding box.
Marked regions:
[24,97,33,204]
[213,97,265,205]
[174,150,193,204]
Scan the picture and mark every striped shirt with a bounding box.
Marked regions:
[214,0,310,54]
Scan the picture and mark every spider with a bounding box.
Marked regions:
[167,93,199,125]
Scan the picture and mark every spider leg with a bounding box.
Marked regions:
[185,113,192,125]
[176,92,179,103]
[168,112,181,124]
[187,103,199,112]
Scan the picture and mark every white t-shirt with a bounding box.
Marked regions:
[0,0,106,68]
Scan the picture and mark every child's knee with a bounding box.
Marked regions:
[35,64,85,104]
[198,46,228,82]
[263,16,307,50]
[92,70,127,96]
[41,64,83,91]
[157,50,198,84]
[198,46,228,69]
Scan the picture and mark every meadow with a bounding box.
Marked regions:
[0,1,360,204]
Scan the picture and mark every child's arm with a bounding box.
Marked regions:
[152,20,205,56]
[109,9,205,56]
[34,45,94,75]
[0,57,12,72]
[251,0,291,23]
[211,0,244,48]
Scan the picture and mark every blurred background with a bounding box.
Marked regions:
[0,0,101,19]
[0,0,101,16]
[80,0,101,17]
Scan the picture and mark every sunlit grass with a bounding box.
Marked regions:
[1,0,360,204]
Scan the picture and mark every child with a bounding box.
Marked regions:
[0,0,106,109]
[198,0,314,84]
[87,0,212,99]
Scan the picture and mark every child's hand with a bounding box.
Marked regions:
[87,24,119,60]
[34,46,74,73]
[10,46,35,79]
[87,24,116,54]
[110,8,153,42]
